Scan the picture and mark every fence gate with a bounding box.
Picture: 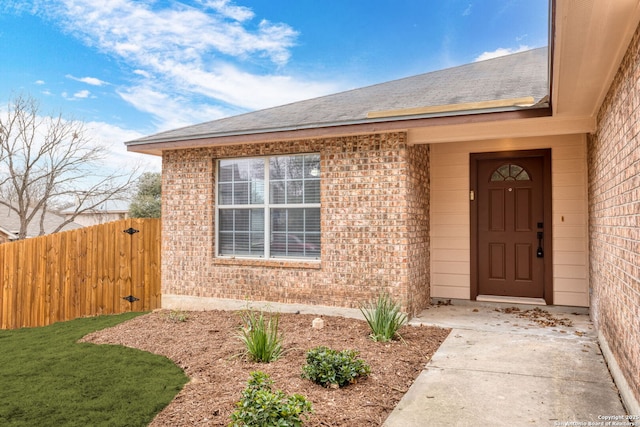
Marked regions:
[0,218,161,329]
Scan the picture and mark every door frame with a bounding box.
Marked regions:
[470,149,553,304]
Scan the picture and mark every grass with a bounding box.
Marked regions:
[0,313,188,427]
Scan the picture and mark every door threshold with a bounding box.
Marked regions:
[476,295,547,306]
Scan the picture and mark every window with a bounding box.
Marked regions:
[490,164,530,181]
[217,154,320,259]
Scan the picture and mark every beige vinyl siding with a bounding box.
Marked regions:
[426,134,589,307]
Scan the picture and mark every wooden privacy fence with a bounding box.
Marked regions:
[0,218,161,329]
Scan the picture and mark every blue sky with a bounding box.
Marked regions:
[0,0,548,167]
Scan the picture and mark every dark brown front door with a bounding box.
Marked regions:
[470,150,552,303]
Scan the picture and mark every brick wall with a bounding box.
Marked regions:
[405,144,431,312]
[589,25,640,407]
[162,132,430,315]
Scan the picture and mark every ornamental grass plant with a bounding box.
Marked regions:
[238,308,283,363]
[360,292,408,342]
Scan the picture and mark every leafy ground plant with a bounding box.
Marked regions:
[301,346,371,388]
[238,308,283,362]
[360,292,408,342]
[166,309,189,323]
[230,371,312,427]
[0,313,188,427]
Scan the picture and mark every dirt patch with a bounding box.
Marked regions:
[81,310,450,426]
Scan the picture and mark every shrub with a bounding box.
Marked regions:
[360,292,408,342]
[238,308,283,363]
[166,309,189,323]
[230,371,312,427]
[301,346,370,388]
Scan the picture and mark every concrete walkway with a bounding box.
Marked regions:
[384,300,627,427]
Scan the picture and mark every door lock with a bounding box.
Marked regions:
[537,231,544,258]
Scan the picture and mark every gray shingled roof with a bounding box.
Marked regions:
[0,203,82,240]
[127,47,548,145]
[59,199,130,215]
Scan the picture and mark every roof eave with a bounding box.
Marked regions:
[126,105,551,155]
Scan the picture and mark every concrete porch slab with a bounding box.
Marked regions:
[384,301,628,426]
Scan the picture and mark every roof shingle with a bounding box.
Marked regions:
[127,47,548,145]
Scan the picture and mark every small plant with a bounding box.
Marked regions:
[166,309,189,323]
[360,292,408,342]
[230,371,312,427]
[238,308,283,363]
[301,346,370,388]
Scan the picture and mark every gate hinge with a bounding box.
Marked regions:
[123,295,139,303]
[123,227,139,235]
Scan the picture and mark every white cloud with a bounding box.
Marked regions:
[117,85,229,131]
[62,90,93,100]
[199,0,254,22]
[474,45,531,62]
[50,0,297,65]
[462,4,472,16]
[66,74,109,86]
[133,69,151,78]
[35,80,46,85]
[84,120,161,171]
[158,61,336,110]
[73,90,91,99]
[33,0,340,131]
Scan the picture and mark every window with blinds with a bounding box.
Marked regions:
[217,154,320,259]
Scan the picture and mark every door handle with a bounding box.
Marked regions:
[537,231,544,258]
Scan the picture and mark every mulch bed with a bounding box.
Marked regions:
[81,310,450,426]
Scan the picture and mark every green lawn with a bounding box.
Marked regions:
[0,313,188,427]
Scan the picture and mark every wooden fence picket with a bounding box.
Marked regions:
[0,218,161,329]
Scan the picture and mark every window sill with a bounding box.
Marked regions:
[213,257,321,270]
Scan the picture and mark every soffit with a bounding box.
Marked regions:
[552,0,640,119]
[411,0,640,145]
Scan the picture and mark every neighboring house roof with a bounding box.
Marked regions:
[126,47,549,148]
[0,203,83,240]
[0,225,14,240]
[59,199,130,215]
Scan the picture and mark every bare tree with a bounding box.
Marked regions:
[0,94,139,239]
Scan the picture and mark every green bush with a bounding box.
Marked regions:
[301,346,370,388]
[360,292,408,342]
[230,371,312,427]
[238,308,283,363]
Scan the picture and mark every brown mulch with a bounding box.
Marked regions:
[81,309,450,426]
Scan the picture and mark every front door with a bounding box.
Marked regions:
[470,150,552,303]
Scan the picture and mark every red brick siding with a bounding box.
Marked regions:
[589,24,640,405]
[161,132,430,314]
